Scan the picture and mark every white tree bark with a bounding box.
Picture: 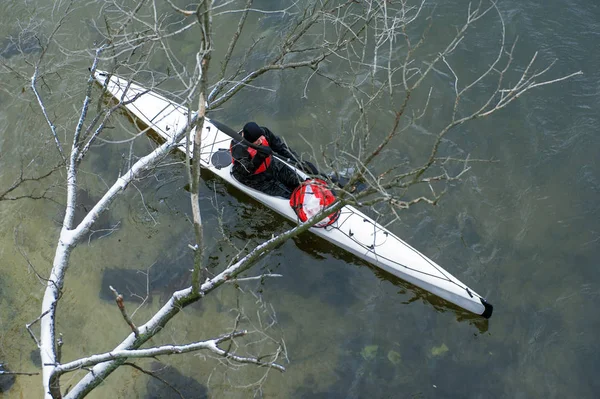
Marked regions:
[39,104,198,397]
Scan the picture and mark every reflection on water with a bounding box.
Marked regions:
[0,29,42,60]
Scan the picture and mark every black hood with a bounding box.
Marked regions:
[242,122,263,142]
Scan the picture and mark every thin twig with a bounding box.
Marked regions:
[109,286,140,338]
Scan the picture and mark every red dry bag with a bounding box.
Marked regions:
[290,179,339,228]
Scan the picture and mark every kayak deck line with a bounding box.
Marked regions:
[332,210,461,281]
[94,70,493,319]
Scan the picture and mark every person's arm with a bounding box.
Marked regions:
[231,141,267,174]
[261,127,299,161]
[261,127,320,174]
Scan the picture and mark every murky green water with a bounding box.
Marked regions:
[1,0,598,398]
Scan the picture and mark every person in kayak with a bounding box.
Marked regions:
[230,121,303,198]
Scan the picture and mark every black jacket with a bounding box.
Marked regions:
[231,126,301,197]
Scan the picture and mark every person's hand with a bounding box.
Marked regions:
[253,150,267,162]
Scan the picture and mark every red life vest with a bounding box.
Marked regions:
[232,136,272,174]
[290,179,340,228]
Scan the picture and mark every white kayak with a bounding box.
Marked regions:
[94,70,493,318]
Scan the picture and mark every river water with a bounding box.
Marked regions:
[0,0,598,398]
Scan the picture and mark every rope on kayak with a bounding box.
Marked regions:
[329,208,474,293]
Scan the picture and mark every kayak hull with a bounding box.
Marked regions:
[94,70,493,318]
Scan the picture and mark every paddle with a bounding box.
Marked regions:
[209,118,319,174]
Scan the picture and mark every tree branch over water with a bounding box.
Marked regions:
[0,0,581,398]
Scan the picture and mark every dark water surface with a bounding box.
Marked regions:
[0,0,598,398]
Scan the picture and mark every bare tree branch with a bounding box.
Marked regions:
[52,330,284,374]
[109,286,140,337]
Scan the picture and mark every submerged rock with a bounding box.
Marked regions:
[99,268,149,302]
[99,265,194,306]
[99,229,197,305]
[145,362,207,399]
[0,364,16,393]
[100,267,192,301]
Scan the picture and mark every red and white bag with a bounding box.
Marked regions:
[290,179,339,228]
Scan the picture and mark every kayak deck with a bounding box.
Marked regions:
[94,70,493,318]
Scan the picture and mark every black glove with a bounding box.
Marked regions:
[251,151,268,170]
[253,145,272,156]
